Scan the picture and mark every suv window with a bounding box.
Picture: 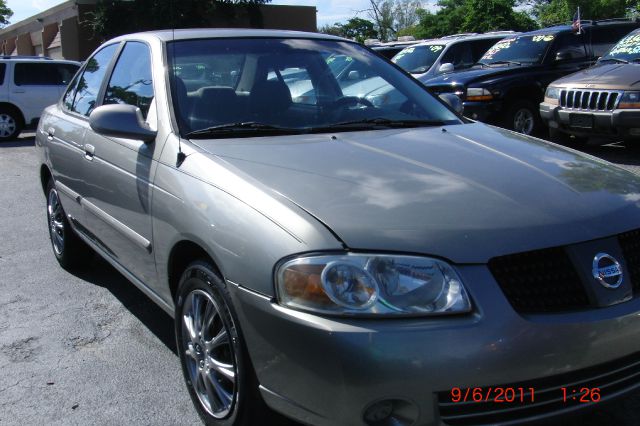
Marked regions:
[0,63,6,85]
[441,43,474,70]
[590,26,628,57]
[14,62,79,86]
[71,43,119,117]
[104,41,154,119]
[552,32,586,60]
[471,39,501,59]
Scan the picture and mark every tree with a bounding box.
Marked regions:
[367,0,397,41]
[524,0,638,27]
[409,0,537,39]
[86,0,272,42]
[319,18,378,42]
[0,0,12,27]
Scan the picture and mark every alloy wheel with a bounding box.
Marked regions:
[513,108,534,135]
[0,113,17,138]
[181,289,237,419]
[47,188,65,256]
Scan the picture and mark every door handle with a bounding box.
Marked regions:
[46,127,55,141]
[84,143,95,161]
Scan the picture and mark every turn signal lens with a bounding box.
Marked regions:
[619,91,640,109]
[466,87,493,101]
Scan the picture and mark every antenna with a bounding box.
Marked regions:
[170,0,187,167]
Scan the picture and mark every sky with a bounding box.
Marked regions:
[6,0,406,28]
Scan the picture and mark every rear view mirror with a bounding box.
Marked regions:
[439,93,463,114]
[438,63,455,74]
[555,49,574,61]
[348,70,361,81]
[89,104,157,143]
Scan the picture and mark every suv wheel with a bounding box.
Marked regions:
[0,107,22,141]
[175,261,268,426]
[506,100,540,136]
[45,179,91,269]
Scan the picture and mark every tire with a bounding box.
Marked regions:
[505,100,542,136]
[175,261,268,426]
[0,107,23,141]
[45,179,91,270]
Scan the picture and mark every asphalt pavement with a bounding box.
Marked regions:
[1,133,640,426]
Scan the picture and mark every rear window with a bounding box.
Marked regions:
[14,62,79,86]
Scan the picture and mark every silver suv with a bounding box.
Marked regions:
[0,56,79,140]
[37,29,640,426]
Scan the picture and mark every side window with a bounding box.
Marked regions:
[0,63,6,85]
[73,43,119,117]
[441,43,474,70]
[590,27,624,58]
[553,33,586,60]
[62,72,80,111]
[14,63,77,85]
[56,64,80,85]
[103,42,154,119]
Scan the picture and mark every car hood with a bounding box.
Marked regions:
[194,123,640,263]
[421,64,533,89]
[550,63,640,90]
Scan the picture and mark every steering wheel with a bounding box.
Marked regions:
[331,96,375,109]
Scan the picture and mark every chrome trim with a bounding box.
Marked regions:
[55,181,81,203]
[559,89,624,111]
[80,197,152,252]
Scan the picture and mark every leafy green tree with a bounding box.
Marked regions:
[86,0,272,42]
[0,0,12,27]
[525,0,637,27]
[342,18,379,42]
[410,0,537,39]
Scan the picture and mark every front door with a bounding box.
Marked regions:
[81,41,158,285]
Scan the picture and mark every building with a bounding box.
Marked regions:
[0,0,317,61]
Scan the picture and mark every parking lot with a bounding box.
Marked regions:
[1,132,640,426]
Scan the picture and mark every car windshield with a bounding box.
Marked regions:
[392,45,445,74]
[600,31,640,62]
[167,38,461,138]
[478,34,556,65]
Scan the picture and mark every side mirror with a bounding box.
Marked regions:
[348,70,361,81]
[438,62,455,74]
[439,93,463,114]
[555,49,573,62]
[89,104,157,143]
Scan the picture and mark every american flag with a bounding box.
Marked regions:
[572,7,582,34]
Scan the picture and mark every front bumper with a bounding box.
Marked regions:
[228,266,640,426]
[540,102,640,140]
[462,100,504,123]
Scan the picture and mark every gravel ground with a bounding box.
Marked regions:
[1,133,639,426]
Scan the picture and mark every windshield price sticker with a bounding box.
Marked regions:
[532,35,555,42]
[610,33,640,56]
[429,45,443,52]
[481,39,514,60]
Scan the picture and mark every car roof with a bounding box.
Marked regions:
[411,32,518,47]
[522,19,639,36]
[109,28,348,44]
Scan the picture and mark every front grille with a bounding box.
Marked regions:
[619,229,640,293]
[560,89,621,111]
[437,351,640,425]
[488,247,590,313]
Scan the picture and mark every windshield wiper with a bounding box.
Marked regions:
[309,117,448,132]
[599,57,629,64]
[488,60,522,66]
[186,122,300,138]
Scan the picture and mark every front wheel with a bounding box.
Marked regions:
[175,261,268,426]
[45,179,91,270]
[505,100,541,136]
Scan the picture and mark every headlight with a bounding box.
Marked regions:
[466,87,493,101]
[276,253,472,316]
[618,91,640,109]
[544,86,560,105]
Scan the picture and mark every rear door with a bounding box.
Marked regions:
[81,41,158,285]
[10,62,79,125]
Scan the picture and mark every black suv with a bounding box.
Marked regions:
[421,19,640,135]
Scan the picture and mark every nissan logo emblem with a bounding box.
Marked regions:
[592,253,623,289]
